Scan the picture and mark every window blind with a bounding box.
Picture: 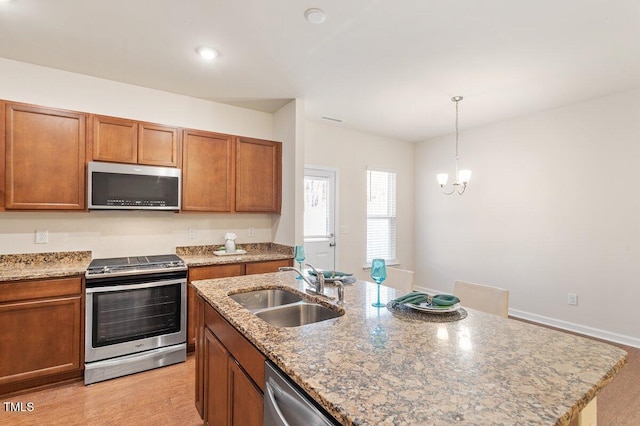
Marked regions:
[366,169,397,264]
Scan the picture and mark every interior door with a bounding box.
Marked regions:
[303,168,336,271]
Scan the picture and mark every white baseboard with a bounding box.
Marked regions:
[414,285,640,349]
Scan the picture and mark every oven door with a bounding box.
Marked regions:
[85,278,186,363]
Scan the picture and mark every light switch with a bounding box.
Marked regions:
[340,225,350,234]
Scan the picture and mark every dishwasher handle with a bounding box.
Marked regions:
[265,379,290,426]
[263,363,337,426]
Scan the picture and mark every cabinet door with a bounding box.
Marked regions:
[4,103,86,210]
[0,295,82,394]
[182,129,234,212]
[138,123,180,167]
[195,297,205,418]
[245,259,293,275]
[204,328,229,426]
[188,264,245,350]
[235,137,282,213]
[92,115,138,164]
[229,360,263,426]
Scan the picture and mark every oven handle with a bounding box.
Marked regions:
[86,278,186,294]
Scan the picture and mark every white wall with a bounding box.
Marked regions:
[415,89,640,345]
[0,58,285,256]
[305,120,415,279]
[272,99,304,246]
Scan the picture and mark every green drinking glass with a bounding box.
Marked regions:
[370,258,387,307]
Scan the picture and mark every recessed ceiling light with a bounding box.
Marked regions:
[196,46,218,61]
[305,8,326,24]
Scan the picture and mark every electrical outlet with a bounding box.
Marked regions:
[248,228,255,237]
[567,293,578,306]
[188,229,196,239]
[35,229,48,244]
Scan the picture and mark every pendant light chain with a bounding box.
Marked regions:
[436,95,471,195]
[454,97,460,176]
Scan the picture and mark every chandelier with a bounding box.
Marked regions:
[437,96,471,195]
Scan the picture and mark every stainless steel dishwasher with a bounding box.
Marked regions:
[264,361,338,426]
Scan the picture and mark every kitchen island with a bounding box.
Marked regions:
[193,272,627,425]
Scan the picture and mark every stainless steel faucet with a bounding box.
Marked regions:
[278,264,345,304]
[304,263,325,295]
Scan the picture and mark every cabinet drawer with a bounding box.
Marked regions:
[245,259,292,275]
[204,303,265,391]
[189,264,245,282]
[0,277,82,303]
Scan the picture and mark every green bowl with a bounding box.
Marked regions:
[431,294,460,306]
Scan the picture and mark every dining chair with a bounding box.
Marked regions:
[453,280,509,318]
[385,267,415,293]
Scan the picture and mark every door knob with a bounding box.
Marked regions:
[329,243,336,247]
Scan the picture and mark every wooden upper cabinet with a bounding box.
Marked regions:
[4,102,86,210]
[92,115,179,167]
[182,129,234,212]
[235,137,282,213]
[92,115,138,164]
[138,123,180,167]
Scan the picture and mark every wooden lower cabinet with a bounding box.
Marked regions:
[187,264,245,351]
[0,277,83,395]
[228,360,264,426]
[204,328,229,426]
[245,259,292,275]
[197,296,266,425]
[187,259,292,351]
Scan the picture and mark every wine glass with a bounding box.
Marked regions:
[370,258,387,307]
[293,245,305,280]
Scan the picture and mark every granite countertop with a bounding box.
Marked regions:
[0,251,92,282]
[193,272,627,426]
[0,244,292,282]
[177,243,293,267]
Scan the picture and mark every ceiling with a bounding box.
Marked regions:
[1,0,639,142]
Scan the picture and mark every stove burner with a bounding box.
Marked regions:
[86,254,186,278]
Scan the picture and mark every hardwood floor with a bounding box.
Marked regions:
[1,343,638,425]
[1,355,203,426]
[597,342,640,425]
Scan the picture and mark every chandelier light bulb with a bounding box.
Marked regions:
[437,173,449,186]
[458,170,472,184]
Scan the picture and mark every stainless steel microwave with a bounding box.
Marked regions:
[88,162,181,210]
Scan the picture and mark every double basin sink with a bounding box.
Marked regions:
[229,288,343,327]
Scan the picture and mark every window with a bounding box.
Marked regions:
[366,169,397,265]
[303,175,331,238]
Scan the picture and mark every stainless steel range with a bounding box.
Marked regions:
[84,254,187,385]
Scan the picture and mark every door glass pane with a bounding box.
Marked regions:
[304,176,330,237]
